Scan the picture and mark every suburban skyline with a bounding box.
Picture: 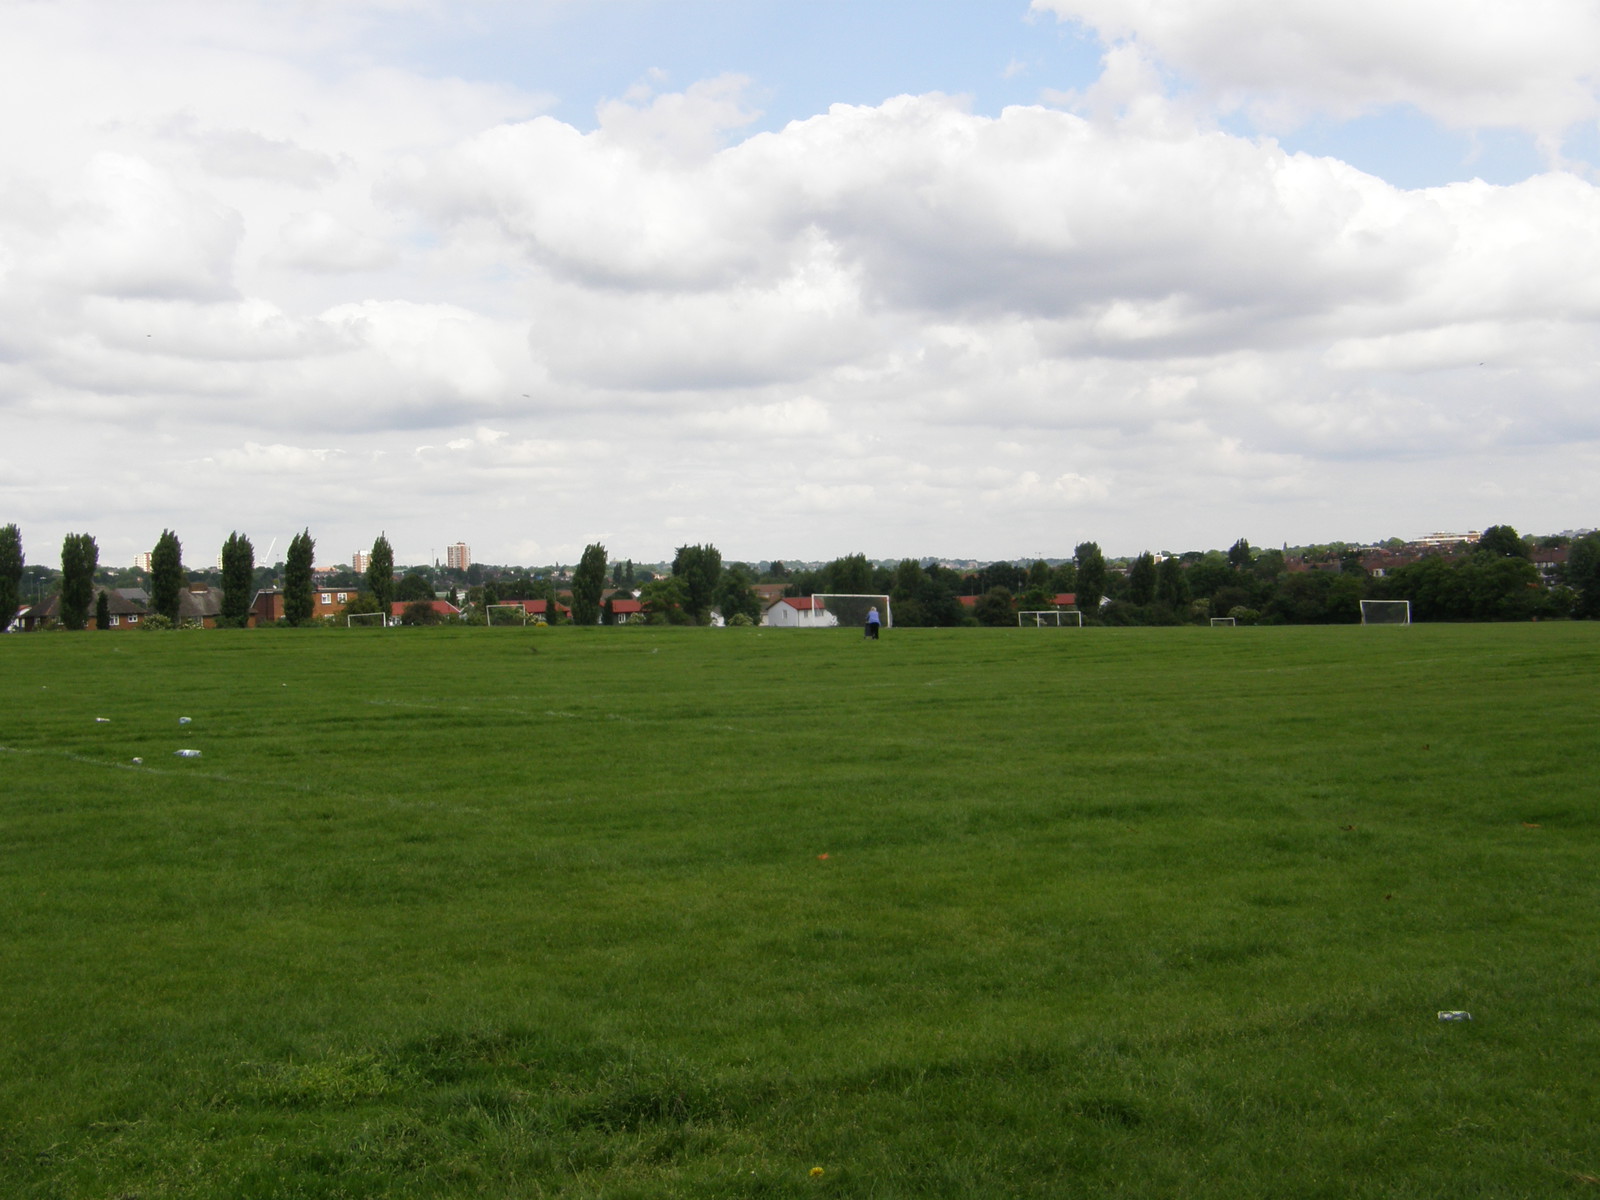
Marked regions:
[3,1,1598,566]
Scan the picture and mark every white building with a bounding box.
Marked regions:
[762,597,838,627]
[352,550,369,573]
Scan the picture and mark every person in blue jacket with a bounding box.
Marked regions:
[864,605,881,640]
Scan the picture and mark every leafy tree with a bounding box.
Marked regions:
[640,575,691,624]
[822,552,871,595]
[0,523,22,631]
[1048,561,1077,596]
[571,542,607,625]
[1227,538,1254,570]
[1155,556,1190,608]
[220,532,255,626]
[1127,552,1157,605]
[400,599,441,625]
[1186,551,1234,604]
[1254,548,1288,580]
[342,591,384,618]
[1476,525,1528,559]
[367,533,395,610]
[716,563,762,624]
[673,544,723,623]
[149,529,183,623]
[973,587,1015,627]
[60,533,98,630]
[395,572,433,602]
[1074,542,1106,614]
[890,559,924,604]
[95,590,111,630]
[977,561,1025,593]
[284,529,315,626]
[1568,533,1600,619]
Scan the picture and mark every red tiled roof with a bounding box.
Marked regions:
[390,600,461,616]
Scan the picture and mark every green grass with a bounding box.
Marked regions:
[2,623,1598,1197]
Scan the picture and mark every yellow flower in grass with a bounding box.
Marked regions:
[810,1165,825,1178]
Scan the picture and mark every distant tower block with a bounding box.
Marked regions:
[446,542,472,570]
[133,552,153,571]
[352,549,370,573]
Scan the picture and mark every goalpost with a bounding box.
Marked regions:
[485,603,530,627]
[809,594,892,629]
[1360,599,1411,626]
[1209,617,1236,627]
[1018,610,1082,627]
[346,611,388,629]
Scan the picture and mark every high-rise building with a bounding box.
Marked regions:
[446,542,471,570]
[133,552,152,571]
[352,550,369,573]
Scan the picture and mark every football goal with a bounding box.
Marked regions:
[1209,617,1236,627]
[810,594,892,629]
[1360,599,1411,626]
[1018,610,1082,627]
[485,603,530,627]
[345,611,388,629]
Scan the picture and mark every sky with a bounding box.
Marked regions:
[2,0,1598,568]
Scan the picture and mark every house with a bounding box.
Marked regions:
[1531,546,1568,584]
[1053,593,1077,609]
[250,587,284,625]
[764,596,836,627]
[178,585,224,628]
[499,598,570,624]
[607,598,644,624]
[30,588,149,630]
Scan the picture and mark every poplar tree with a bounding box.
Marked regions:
[150,529,183,623]
[0,523,21,631]
[367,533,395,612]
[570,542,607,626]
[1127,552,1158,606]
[60,533,98,630]
[284,529,315,625]
[1074,541,1106,615]
[221,532,255,626]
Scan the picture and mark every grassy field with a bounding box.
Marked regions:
[2,622,1598,1198]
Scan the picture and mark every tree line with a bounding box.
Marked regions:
[3,523,1598,633]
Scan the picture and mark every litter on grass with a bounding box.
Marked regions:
[95,717,110,723]
[174,749,202,758]
[179,716,192,725]
[1437,1011,1472,1021]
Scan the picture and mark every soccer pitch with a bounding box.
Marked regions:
[3,624,1598,1197]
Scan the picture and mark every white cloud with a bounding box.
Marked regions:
[1031,0,1600,139]
[2,4,1599,562]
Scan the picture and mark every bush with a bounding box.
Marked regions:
[140,614,174,631]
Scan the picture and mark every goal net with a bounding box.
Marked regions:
[1360,599,1411,626]
[1018,610,1081,627]
[810,594,892,629]
[485,603,529,627]
[1209,617,1236,626]
[346,611,388,628]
